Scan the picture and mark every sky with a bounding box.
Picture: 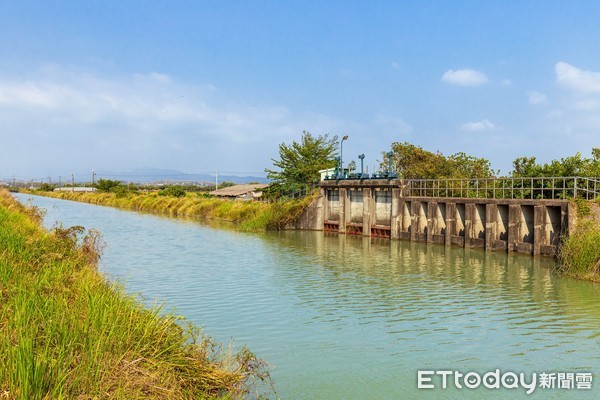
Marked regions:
[1,0,600,182]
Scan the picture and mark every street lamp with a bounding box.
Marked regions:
[340,135,349,178]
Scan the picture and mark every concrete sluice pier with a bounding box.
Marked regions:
[311,179,574,256]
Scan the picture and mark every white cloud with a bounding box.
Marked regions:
[442,69,488,86]
[460,119,495,132]
[374,114,412,134]
[527,90,548,105]
[134,72,172,84]
[0,68,345,177]
[555,61,600,93]
[545,109,563,119]
[574,99,600,111]
[501,79,512,86]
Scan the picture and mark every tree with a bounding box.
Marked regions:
[511,150,600,178]
[158,186,186,197]
[265,131,338,191]
[383,142,448,179]
[512,156,539,177]
[94,179,122,192]
[381,142,496,179]
[447,152,496,178]
[347,160,357,173]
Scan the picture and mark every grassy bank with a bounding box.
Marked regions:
[0,189,270,399]
[557,200,600,282]
[29,190,317,231]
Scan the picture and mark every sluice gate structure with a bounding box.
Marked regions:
[299,177,600,257]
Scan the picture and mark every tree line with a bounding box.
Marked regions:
[265,131,599,193]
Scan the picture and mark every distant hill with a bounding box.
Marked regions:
[93,168,270,184]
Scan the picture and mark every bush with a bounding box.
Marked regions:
[38,183,57,192]
[158,186,186,198]
[94,179,122,192]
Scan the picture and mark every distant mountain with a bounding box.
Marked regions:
[93,168,270,184]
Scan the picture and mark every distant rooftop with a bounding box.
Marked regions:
[209,184,268,197]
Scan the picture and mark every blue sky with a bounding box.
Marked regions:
[1,1,600,181]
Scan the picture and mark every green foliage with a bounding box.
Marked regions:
[94,179,122,192]
[347,160,357,173]
[558,220,600,278]
[265,131,338,191]
[512,156,539,177]
[447,152,496,178]
[38,183,56,192]
[158,186,187,198]
[512,149,600,177]
[384,142,496,179]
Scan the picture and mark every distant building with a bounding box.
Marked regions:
[209,184,268,200]
[0,181,9,187]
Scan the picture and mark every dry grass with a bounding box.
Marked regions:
[30,190,316,232]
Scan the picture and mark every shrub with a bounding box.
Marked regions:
[94,179,122,192]
[158,186,186,198]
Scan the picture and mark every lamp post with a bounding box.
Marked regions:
[340,135,349,178]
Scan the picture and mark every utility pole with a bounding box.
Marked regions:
[92,170,96,190]
[215,169,219,190]
[58,176,61,187]
[71,173,75,192]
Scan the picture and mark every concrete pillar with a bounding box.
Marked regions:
[391,188,401,239]
[485,203,497,251]
[566,202,575,236]
[317,189,325,231]
[533,205,544,256]
[362,188,372,237]
[445,202,456,246]
[508,204,521,253]
[427,201,436,244]
[410,200,419,242]
[465,203,475,248]
[339,188,347,234]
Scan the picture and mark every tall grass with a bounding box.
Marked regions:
[31,190,317,231]
[0,189,271,399]
[557,200,600,281]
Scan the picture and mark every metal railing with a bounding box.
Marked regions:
[406,177,600,200]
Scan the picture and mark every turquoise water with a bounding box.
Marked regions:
[16,194,600,399]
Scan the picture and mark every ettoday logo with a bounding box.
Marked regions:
[417,370,593,394]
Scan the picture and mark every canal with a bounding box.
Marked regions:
[15,193,600,399]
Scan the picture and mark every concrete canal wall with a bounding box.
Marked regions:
[297,179,575,257]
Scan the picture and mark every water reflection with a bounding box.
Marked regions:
[15,193,600,399]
